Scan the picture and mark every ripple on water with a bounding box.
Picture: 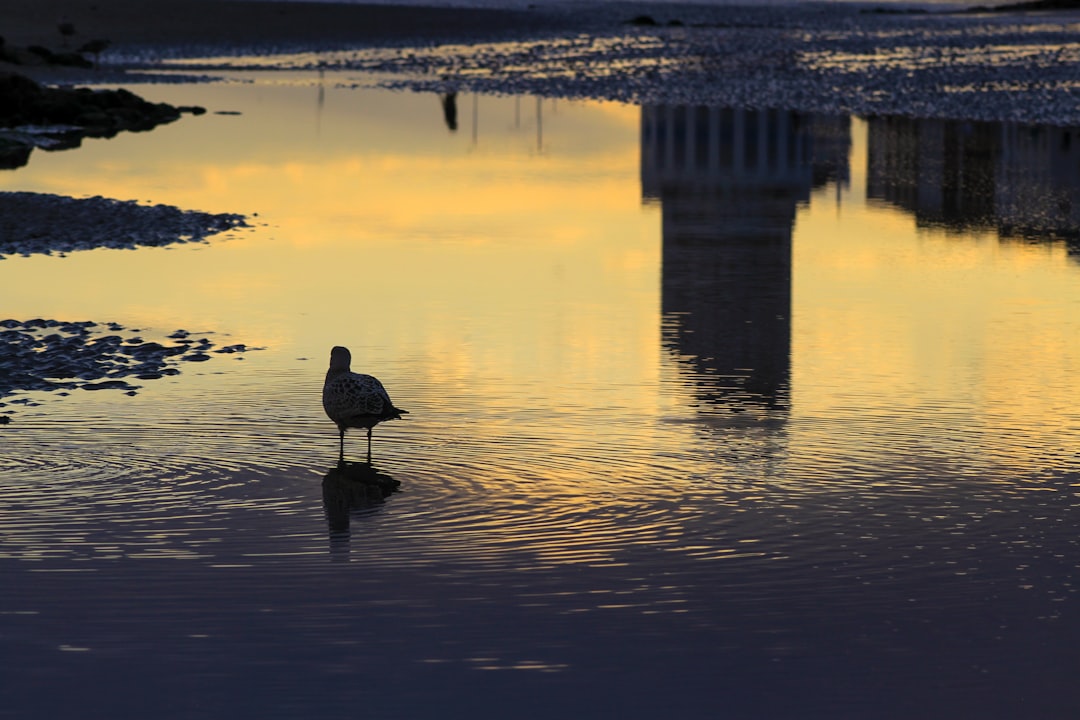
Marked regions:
[0,318,262,420]
[2,357,1078,627]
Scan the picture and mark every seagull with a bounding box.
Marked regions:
[322,346,407,465]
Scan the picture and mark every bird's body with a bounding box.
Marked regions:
[323,346,407,464]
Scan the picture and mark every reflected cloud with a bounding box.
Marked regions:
[866,117,1080,259]
[643,106,850,418]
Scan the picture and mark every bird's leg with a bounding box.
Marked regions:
[338,427,345,466]
[366,427,373,465]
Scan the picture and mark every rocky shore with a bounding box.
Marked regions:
[0,71,245,262]
[3,1,1079,125]
[0,190,252,418]
[0,71,206,169]
[361,6,1080,126]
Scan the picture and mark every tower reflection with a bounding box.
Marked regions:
[642,106,849,418]
[866,117,1080,259]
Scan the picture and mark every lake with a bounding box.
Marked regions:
[2,72,1079,718]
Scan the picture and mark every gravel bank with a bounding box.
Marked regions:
[4,1,1079,124]
[0,192,248,259]
[344,5,1080,126]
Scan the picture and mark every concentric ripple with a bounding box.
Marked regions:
[5,354,1077,607]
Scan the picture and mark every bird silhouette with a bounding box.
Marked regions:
[322,346,407,465]
[440,92,458,131]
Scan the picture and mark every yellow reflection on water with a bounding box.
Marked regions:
[0,75,665,465]
[2,76,1079,491]
[1,77,654,348]
[792,118,1080,474]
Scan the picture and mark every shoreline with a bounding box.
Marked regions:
[3,0,1079,126]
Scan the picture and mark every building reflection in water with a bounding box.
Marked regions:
[642,105,849,419]
[866,117,1080,258]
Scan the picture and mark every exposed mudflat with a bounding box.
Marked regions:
[0,192,248,259]
[299,6,1080,126]
[4,2,1078,125]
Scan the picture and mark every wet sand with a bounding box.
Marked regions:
[1,0,571,50]
[4,0,1079,125]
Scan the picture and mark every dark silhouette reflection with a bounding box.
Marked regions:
[322,462,400,557]
[867,117,1080,259]
[440,92,458,132]
[642,106,850,417]
[315,67,325,135]
[322,462,400,530]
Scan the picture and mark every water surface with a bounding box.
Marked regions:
[2,73,1079,718]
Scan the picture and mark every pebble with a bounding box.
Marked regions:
[0,319,262,412]
[83,380,138,391]
[256,3,1080,127]
[12,3,1078,127]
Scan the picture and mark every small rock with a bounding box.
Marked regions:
[82,380,136,391]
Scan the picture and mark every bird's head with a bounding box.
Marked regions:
[329,346,352,371]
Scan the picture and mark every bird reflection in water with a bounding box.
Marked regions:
[440,92,458,132]
[322,462,400,558]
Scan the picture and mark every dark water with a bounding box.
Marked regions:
[2,76,1079,718]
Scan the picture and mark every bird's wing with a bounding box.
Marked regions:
[325,373,377,415]
[361,375,405,419]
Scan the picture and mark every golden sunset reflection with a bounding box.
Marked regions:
[2,74,1079,491]
[6,0,1080,707]
[792,121,1080,475]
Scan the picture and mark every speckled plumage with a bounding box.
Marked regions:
[323,346,407,464]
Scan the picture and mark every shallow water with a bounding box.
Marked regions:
[2,73,1080,718]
